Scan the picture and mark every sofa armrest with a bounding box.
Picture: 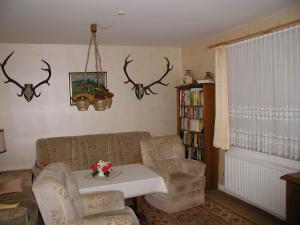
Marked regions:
[181,159,206,176]
[81,191,125,216]
[83,214,133,225]
[147,166,170,186]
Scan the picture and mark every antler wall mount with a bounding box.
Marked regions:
[0,51,51,102]
[123,54,173,100]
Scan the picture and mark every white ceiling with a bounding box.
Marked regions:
[0,0,298,46]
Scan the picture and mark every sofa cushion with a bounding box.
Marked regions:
[0,170,32,187]
[168,172,204,194]
[0,177,23,195]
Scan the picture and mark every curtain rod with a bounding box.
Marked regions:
[209,19,300,49]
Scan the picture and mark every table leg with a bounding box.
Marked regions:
[136,196,143,214]
[132,196,145,221]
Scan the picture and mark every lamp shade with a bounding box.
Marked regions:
[0,129,6,153]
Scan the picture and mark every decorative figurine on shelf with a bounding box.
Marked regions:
[204,72,214,80]
[183,70,193,84]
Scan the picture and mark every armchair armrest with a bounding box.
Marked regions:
[83,215,133,225]
[81,191,125,216]
[147,166,170,186]
[181,159,206,176]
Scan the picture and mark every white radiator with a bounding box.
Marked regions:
[224,147,300,220]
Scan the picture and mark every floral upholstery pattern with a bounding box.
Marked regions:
[32,162,139,225]
[140,135,206,213]
[33,132,150,178]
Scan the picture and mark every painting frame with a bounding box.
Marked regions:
[69,71,107,105]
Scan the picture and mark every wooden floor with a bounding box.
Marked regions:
[206,190,286,225]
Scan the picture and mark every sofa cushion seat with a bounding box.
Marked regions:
[0,177,24,195]
[168,172,202,193]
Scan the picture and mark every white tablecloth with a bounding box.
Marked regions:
[73,164,168,198]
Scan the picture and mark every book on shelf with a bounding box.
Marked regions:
[179,89,204,106]
[181,118,203,132]
[195,79,214,84]
[181,118,189,130]
[181,131,204,148]
[180,106,203,119]
[185,146,203,161]
[190,119,204,132]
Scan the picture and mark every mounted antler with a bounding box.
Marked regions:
[123,54,173,100]
[0,51,25,97]
[144,57,173,95]
[0,51,52,102]
[33,60,51,97]
[123,54,136,90]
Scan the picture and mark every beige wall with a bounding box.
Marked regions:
[0,44,182,171]
[182,4,300,186]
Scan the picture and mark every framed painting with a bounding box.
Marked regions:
[69,72,107,105]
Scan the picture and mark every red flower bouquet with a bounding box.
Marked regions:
[90,160,113,177]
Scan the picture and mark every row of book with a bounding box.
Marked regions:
[179,88,204,106]
[181,118,204,132]
[181,130,204,148]
[179,106,203,119]
[185,146,204,161]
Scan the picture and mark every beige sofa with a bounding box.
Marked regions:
[33,131,151,177]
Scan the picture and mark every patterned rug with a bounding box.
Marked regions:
[140,198,257,225]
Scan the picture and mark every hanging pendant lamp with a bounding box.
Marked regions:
[74,24,114,111]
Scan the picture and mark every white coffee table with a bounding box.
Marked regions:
[73,163,168,199]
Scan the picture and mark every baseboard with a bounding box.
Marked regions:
[221,187,286,221]
[218,184,225,191]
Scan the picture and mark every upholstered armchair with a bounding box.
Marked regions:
[140,135,206,213]
[32,162,139,225]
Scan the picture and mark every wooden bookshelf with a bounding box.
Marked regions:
[176,83,218,190]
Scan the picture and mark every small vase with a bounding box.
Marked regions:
[183,70,193,84]
[98,171,105,177]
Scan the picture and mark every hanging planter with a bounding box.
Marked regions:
[93,90,114,111]
[69,24,114,111]
[75,96,90,111]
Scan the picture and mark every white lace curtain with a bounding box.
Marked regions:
[226,24,300,160]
